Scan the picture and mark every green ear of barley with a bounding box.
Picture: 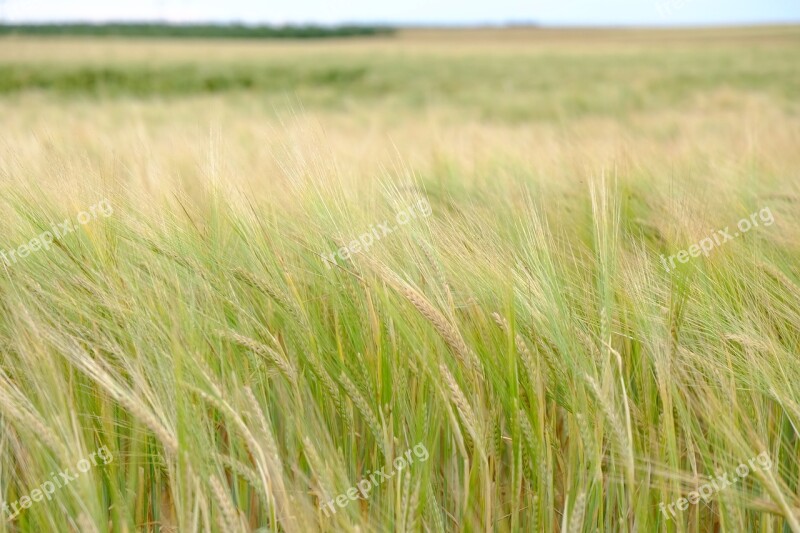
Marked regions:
[339,372,386,456]
[440,364,482,450]
[218,328,298,383]
[491,311,538,394]
[370,260,483,380]
[568,492,586,533]
[209,474,245,533]
[518,409,537,483]
[232,267,307,325]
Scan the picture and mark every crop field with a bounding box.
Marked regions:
[1,26,800,532]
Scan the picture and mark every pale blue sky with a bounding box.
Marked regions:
[2,0,799,27]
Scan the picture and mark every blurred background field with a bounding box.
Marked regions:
[1,28,799,112]
[2,27,799,209]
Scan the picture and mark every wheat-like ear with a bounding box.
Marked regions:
[209,474,245,532]
[0,369,69,462]
[759,262,800,300]
[518,409,536,483]
[216,452,266,498]
[232,267,306,323]
[491,312,533,362]
[425,480,446,533]
[305,353,353,429]
[439,364,482,446]
[530,495,540,532]
[187,383,302,531]
[77,512,100,533]
[146,240,198,271]
[568,492,586,533]
[241,387,311,533]
[491,311,537,389]
[242,386,280,464]
[420,241,448,290]
[419,240,455,306]
[585,376,631,464]
[186,384,260,457]
[723,333,770,352]
[301,436,335,506]
[406,475,422,533]
[339,372,386,455]
[218,328,297,383]
[47,333,180,456]
[370,260,482,379]
[490,311,509,332]
[575,412,595,457]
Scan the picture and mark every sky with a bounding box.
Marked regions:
[1,0,799,27]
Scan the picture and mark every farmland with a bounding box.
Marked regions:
[0,26,799,531]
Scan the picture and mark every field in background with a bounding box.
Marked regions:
[1,28,800,532]
[0,23,393,39]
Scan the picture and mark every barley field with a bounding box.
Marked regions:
[1,26,800,532]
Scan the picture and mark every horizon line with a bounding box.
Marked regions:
[1,20,800,29]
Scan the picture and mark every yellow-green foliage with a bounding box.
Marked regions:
[0,28,799,532]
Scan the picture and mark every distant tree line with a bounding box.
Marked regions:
[0,23,395,39]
